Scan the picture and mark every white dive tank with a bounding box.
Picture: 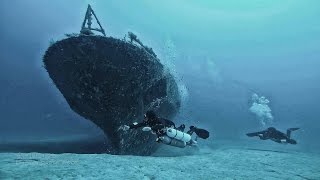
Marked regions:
[166,128,191,142]
[159,136,186,148]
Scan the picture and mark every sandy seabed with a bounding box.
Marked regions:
[1,141,319,180]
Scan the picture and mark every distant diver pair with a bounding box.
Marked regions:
[121,110,299,148]
[121,110,210,148]
[247,127,300,144]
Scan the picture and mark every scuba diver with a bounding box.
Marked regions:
[246,127,300,144]
[121,110,209,148]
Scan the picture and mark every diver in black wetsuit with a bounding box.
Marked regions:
[122,110,182,136]
[122,110,209,139]
[246,127,300,144]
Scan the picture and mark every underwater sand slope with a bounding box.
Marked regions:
[1,147,319,179]
[0,134,107,154]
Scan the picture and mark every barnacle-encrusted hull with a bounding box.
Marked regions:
[43,35,181,155]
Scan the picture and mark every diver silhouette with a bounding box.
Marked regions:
[246,127,299,144]
[121,110,209,148]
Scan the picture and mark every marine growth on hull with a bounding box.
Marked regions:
[43,5,181,155]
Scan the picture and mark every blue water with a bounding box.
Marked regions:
[0,1,319,179]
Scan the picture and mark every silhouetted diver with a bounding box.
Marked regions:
[246,127,299,144]
[121,110,209,148]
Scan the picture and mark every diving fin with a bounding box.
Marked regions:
[246,130,266,137]
[246,132,262,137]
[194,128,210,139]
[288,128,300,131]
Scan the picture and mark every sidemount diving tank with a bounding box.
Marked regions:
[166,128,192,142]
[159,136,186,148]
